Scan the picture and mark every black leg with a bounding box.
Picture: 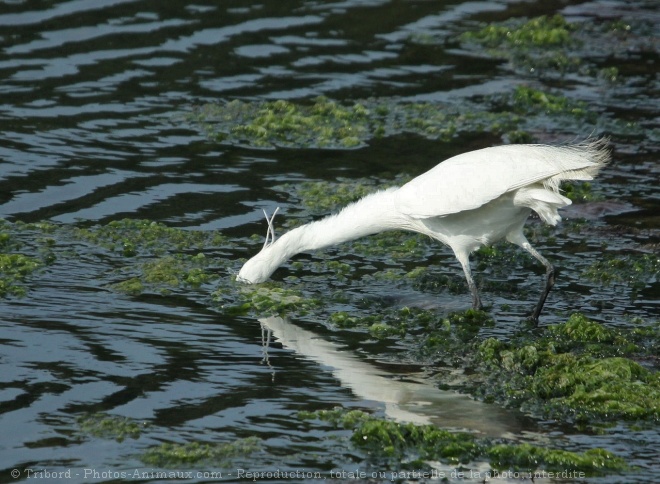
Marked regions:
[530,265,556,325]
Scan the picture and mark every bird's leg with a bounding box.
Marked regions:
[521,241,555,325]
[455,251,483,310]
[506,231,556,325]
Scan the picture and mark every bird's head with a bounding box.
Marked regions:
[236,251,274,284]
[236,207,282,284]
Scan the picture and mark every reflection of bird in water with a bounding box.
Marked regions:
[259,316,529,437]
[240,139,609,323]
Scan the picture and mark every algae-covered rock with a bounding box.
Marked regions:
[533,356,659,421]
[475,314,659,423]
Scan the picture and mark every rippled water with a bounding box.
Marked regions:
[0,0,658,482]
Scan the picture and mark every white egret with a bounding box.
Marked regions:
[238,138,609,323]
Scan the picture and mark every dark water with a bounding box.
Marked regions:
[0,0,658,483]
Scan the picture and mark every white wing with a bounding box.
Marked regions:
[393,143,606,219]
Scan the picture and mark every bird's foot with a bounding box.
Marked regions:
[471,297,483,311]
[525,314,540,327]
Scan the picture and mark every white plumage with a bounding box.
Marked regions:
[238,138,609,323]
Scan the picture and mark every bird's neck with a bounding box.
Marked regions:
[270,188,402,263]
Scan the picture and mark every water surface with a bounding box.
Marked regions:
[0,0,658,482]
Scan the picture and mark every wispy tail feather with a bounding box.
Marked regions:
[544,137,610,190]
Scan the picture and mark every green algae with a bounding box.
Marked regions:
[533,355,659,422]
[547,313,630,346]
[215,283,322,317]
[0,228,12,249]
[488,443,626,474]
[440,308,495,340]
[300,408,482,464]
[110,254,213,295]
[352,232,429,261]
[0,253,42,297]
[299,407,626,474]
[330,306,437,339]
[475,314,660,424]
[562,181,603,202]
[458,14,583,75]
[328,307,494,358]
[584,253,659,289]
[508,85,589,117]
[77,412,149,442]
[73,219,228,257]
[460,15,575,48]
[13,220,59,234]
[0,218,230,298]
[112,277,145,295]
[407,267,468,296]
[188,13,652,152]
[0,221,67,297]
[189,90,613,151]
[192,98,371,149]
[140,437,260,467]
[454,11,658,103]
[391,311,660,428]
[473,242,529,274]
[459,14,580,71]
[190,96,522,150]
[294,180,376,212]
[485,86,595,134]
[413,309,495,354]
[504,130,535,144]
[68,219,229,295]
